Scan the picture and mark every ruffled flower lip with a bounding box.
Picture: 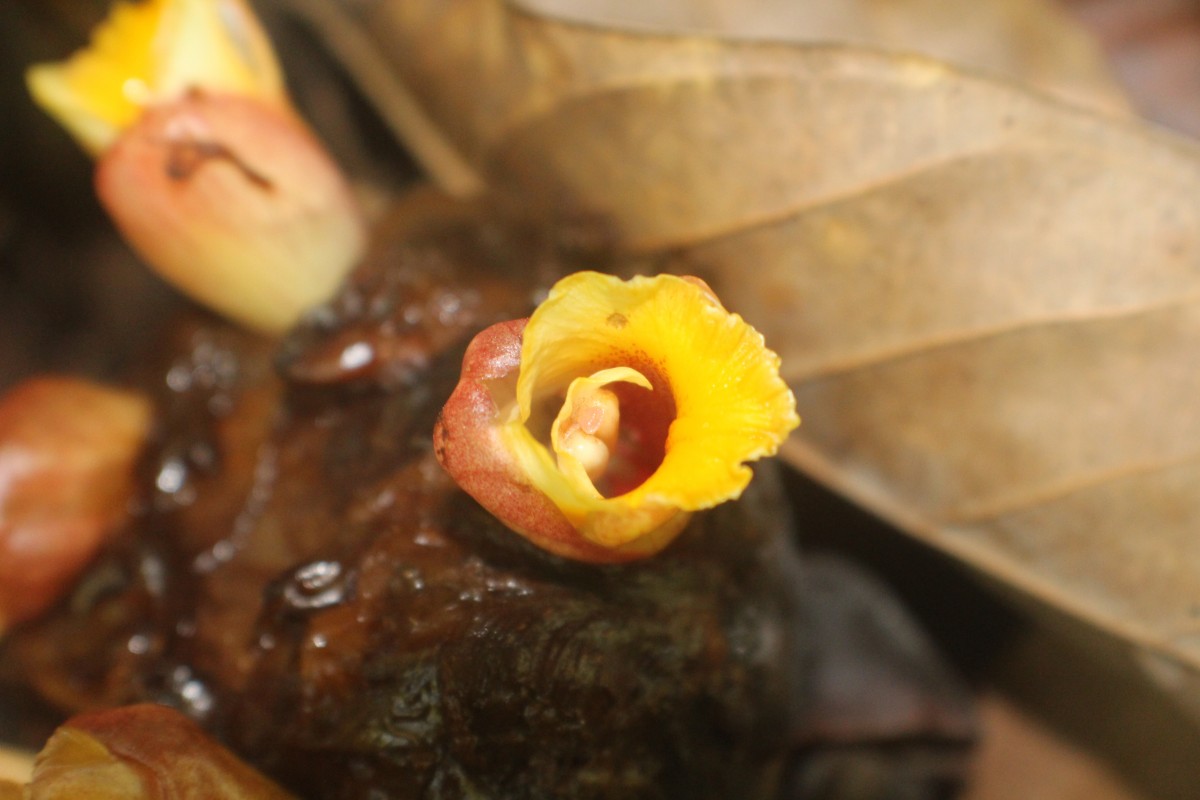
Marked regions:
[435,271,799,564]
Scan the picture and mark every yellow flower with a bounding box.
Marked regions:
[435,272,799,563]
[26,0,364,334]
[27,0,284,155]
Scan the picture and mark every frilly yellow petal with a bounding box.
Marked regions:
[505,271,799,552]
[26,0,284,154]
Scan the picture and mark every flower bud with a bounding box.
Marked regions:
[95,91,366,333]
[0,377,150,633]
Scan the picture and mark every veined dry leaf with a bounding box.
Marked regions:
[519,0,1130,115]
[273,0,1129,195]
[281,0,1200,718]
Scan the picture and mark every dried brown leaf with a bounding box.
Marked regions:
[286,0,1200,719]
[518,0,1130,114]
[279,0,1129,194]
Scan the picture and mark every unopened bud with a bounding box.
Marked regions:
[0,377,150,633]
[96,91,366,333]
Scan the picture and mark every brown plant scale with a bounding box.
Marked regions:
[0,198,974,799]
